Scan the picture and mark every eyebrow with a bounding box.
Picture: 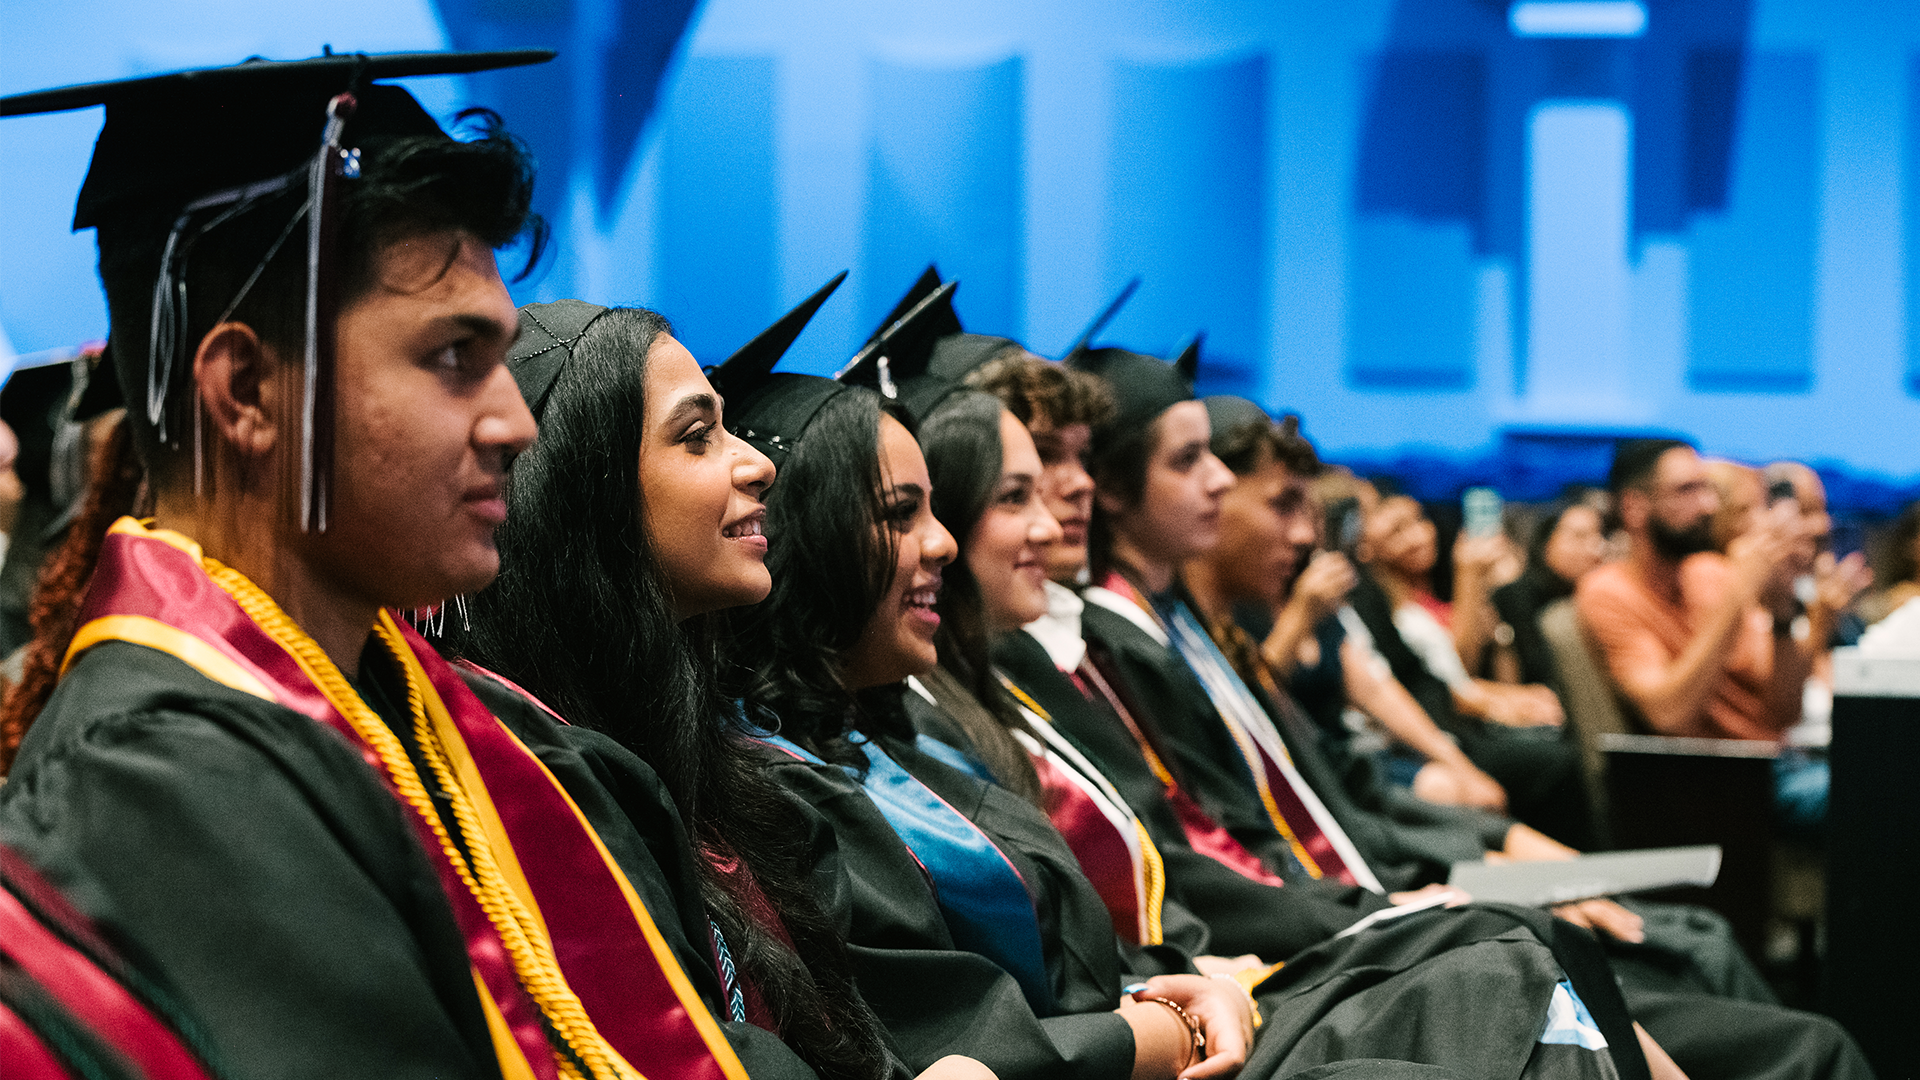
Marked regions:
[441,312,516,344]
[884,482,927,501]
[662,392,718,429]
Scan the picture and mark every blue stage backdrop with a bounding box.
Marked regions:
[4,0,1920,512]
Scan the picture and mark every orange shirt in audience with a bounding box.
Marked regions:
[1576,553,1782,741]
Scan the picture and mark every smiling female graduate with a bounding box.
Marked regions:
[0,53,820,1080]
[452,282,993,1080]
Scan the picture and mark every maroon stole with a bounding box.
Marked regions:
[998,682,1165,946]
[1072,654,1288,889]
[64,519,749,1080]
[0,847,219,1080]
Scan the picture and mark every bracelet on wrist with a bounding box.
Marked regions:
[1136,994,1205,1069]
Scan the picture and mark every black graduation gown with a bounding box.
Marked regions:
[892,698,1214,976]
[757,739,1138,1080]
[759,725,1647,1080]
[875,680,1658,1080]
[1077,601,1873,1080]
[0,641,821,1080]
[989,628,1394,959]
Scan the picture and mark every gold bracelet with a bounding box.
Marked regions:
[1138,995,1206,1069]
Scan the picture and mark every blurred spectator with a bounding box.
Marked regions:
[1346,493,1593,846]
[1860,500,1920,630]
[0,348,98,657]
[1237,477,1510,813]
[1766,460,1866,648]
[1703,459,1764,554]
[1853,500,1920,653]
[1356,493,1565,728]
[1577,440,1868,830]
[0,420,21,566]
[1490,495,1610,690]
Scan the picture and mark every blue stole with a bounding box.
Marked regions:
[757,732,1056,1013]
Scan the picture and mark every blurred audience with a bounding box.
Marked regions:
[1576,440,1868,831]
[1489,494,1610,692]
[1354,492,1566,729]
[1704,459,1765,555]
[1857,500,1920,653]
[1346,492,1593,846]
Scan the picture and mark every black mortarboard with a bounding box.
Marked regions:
[511,272,847,428]
[1067,338,1201,459]
[1060,277,1141,363]
[1,48,555,531]
[836,280,958,397]
[863,265,963,348]
[508,300,614,420]
[1202,395,1270,457]
[725,271,929,460]
[707,271,847,405]
[842,266,1033,423]
[2,51,551,229]
[694,273,852,460]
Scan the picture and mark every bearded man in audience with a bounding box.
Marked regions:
[1576,440,1867,830]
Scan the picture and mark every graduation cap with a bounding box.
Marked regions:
[861,265,963,349]
[686,273,848,460]
[0,48,555,531]
[1202,394,1271,456]
[507,300,615,420]
[511,271,847,428]
[1059,277,1141,363]
[836,279,959,399]
[1066,335,1202,460]
[840,266,1035,423]
[706,271,847,404]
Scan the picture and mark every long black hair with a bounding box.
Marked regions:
[1086,412,1162,587]
[917,390,1045,804]
[456,309,893,1080]
[725,389,915,762]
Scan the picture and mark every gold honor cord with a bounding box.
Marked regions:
[206,562,640,1080]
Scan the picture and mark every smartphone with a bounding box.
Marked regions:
[1329,498,1364,558]
[1463,487,1504,539]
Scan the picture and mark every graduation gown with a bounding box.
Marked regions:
[765,697,1655,1080]
[1075,587,1871,1080]
[985,629,1394,960]
[756,738,1138,1080]
[0,522,820,1080]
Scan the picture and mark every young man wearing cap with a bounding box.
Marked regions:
[0,54,824,1080]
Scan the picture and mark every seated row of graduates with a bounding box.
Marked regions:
[0,54,1870,1080]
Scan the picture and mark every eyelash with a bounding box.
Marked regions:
[885,497,920,529]
[681,423,716,448]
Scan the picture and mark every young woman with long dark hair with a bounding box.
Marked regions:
[455,298,990,1080]
[721,371,1260,1080]
[909,379,1710,1080]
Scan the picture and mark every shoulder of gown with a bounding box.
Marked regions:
[1,641,500,1080]
[750,738,1136,1080]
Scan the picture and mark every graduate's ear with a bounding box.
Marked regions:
[192,322,281,458]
